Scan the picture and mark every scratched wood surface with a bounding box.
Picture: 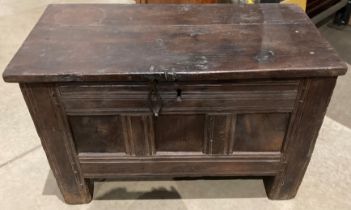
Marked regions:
[3,4,347,82]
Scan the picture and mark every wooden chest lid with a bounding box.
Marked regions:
[2,4,348,82]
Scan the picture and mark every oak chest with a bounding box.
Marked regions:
[2,4,347,204]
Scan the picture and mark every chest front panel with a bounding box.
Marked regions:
[59,80,299,157]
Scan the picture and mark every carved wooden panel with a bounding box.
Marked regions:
[69,115,155,156]
[69,112,288,155]
[121,115,155,156]
[233,113,290,152]
[204,114,236,155]
[154,115,205,152]
[62,82,297,156]
[59,81,299,115]
[69,116,125,153]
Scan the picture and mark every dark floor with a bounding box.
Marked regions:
[319,23,351,128]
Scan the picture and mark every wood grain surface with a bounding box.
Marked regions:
[3,4,347,82]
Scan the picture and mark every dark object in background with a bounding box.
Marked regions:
[307,0,342,18]
[307,0,350,25]
[334,0,351,25]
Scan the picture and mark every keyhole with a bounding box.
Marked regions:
[176,89,182,102]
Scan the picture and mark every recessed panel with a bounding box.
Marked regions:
[155,115,205,152]
[69,116,125,153]
[233,113,290,152]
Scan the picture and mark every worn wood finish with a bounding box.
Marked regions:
[233,113,290,152]
[263,77,338,199]
[69,116,126,153]
[3,4,347,204]
[2,4,347,83]
[79,156,284,178]
[204,114,236,154]
[58,81,299,115]
[155,115,205,152]
[20,83,93,204]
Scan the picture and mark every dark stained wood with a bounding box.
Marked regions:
[263,78,337,199]
[79,154,284,178]
[121,115,155,156]
[155,115,205,152]
[69,116,125,153]
[264,77,336,199]
[233,113,290,152]
[204,114,236,155]
[81,159,283,178]
[20,83,93,204]
[58,81,299,115]
[2,4,347,83]
[3,4,348,204]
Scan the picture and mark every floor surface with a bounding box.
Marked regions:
[320,24,351,128]
[1,1,351,209]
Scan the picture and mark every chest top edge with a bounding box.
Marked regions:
[2,4,348,83]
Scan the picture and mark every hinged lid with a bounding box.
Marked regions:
[3,4,347,83]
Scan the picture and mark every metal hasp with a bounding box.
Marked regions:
[148,79,162,117]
